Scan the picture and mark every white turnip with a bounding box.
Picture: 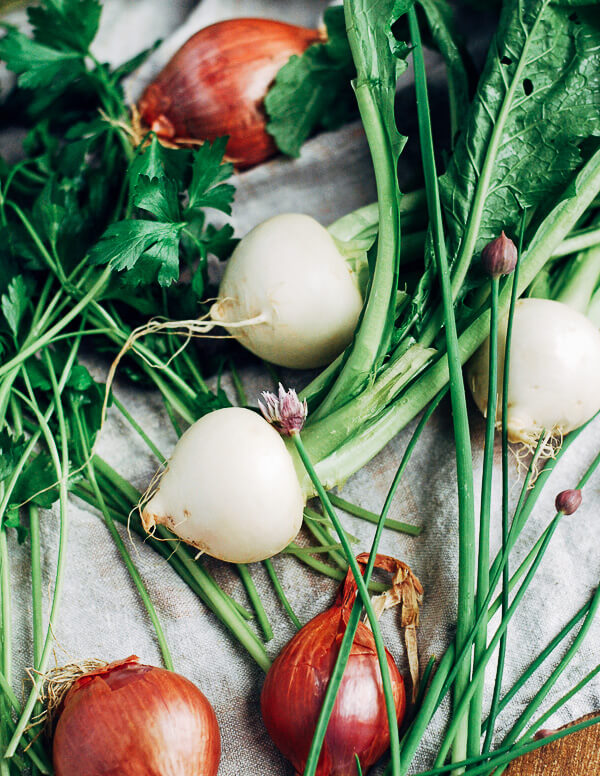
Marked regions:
[468,298,600,444]
[210,213,363,368]
[141,407,305,563]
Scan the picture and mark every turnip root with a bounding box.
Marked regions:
[210,213,363,369]
[468,298,600,444]
[141,407,304,563]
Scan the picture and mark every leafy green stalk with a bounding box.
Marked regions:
[237,565,273,643]
[262,559,301,630]
[313,0,407,418]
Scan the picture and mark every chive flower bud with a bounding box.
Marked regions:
[259,383,308,435]
[555,488,582,515]
[481,231,518,277]
[534,727,558,741]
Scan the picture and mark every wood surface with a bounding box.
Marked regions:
[505,715,600,776]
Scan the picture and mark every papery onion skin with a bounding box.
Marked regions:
[53,656,220,776]
[261,564,406,776]
[138,18,321,168]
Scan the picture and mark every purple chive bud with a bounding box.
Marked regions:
[534,728,558,741]
[555,489,582,515]
[481,231,518,277]
[258,383,307,436]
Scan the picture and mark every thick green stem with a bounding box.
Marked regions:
[237,565,273,643]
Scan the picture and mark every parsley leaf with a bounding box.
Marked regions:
[89,220,185,275]
[90,137,234,287]
[0,431,28,483]
[186,137,235,214]
[27,0,101,54]
[264,7,358,157]
[0,27,84,90]
[1,276,29,338]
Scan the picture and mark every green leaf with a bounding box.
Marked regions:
[265,6,358,157]
[133,175,182,222]
[88,220,185,285]
[5,511,28,543]
[129,135,169,183]
[194,387,232,419]
[27,0,102,54]
[440,0,600,279]
[187,138,235,214]
[0,26,84,89]
[67,364,94,392]
[1,275,28,337]
[0,431,28,483]
[10,452,61,509]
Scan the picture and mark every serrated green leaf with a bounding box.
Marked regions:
[4,511,28,544]
[129,135,168,184]
[89,220,185,275]
[67,364,94,392]
[10,452,60,509]
[0,26,84,89]
[0,431,28,483]
[440,0,600,277]
[133,175,181,222]
[28,0,102,54]
[1,275,28,337]
[187,138,235,214]
[265,6,357,157]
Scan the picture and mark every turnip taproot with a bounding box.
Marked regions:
[210,213,363,368]
[468,298,600,444]
[141,407,304,563]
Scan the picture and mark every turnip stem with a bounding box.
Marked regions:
[469,277,499,757]
[292,431,401,776]
[408,9,476,770]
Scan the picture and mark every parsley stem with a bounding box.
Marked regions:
[112,396,167,465]
[5,379,69,758]
[237,565,273,643]
[29,505,43,670]
[263,559,301,630]
[71,398,175,670]
[0,266,112,382]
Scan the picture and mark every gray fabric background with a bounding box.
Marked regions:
[2,1,600,773]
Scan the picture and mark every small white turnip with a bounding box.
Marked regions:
[468,298,600,444]
[210,213,363,369]
[141,407,305,563]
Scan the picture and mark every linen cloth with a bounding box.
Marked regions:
[3,1,600,774]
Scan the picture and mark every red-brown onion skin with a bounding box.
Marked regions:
[261,600,406,776]
[138,19,321,168]
[53,657,220,776]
